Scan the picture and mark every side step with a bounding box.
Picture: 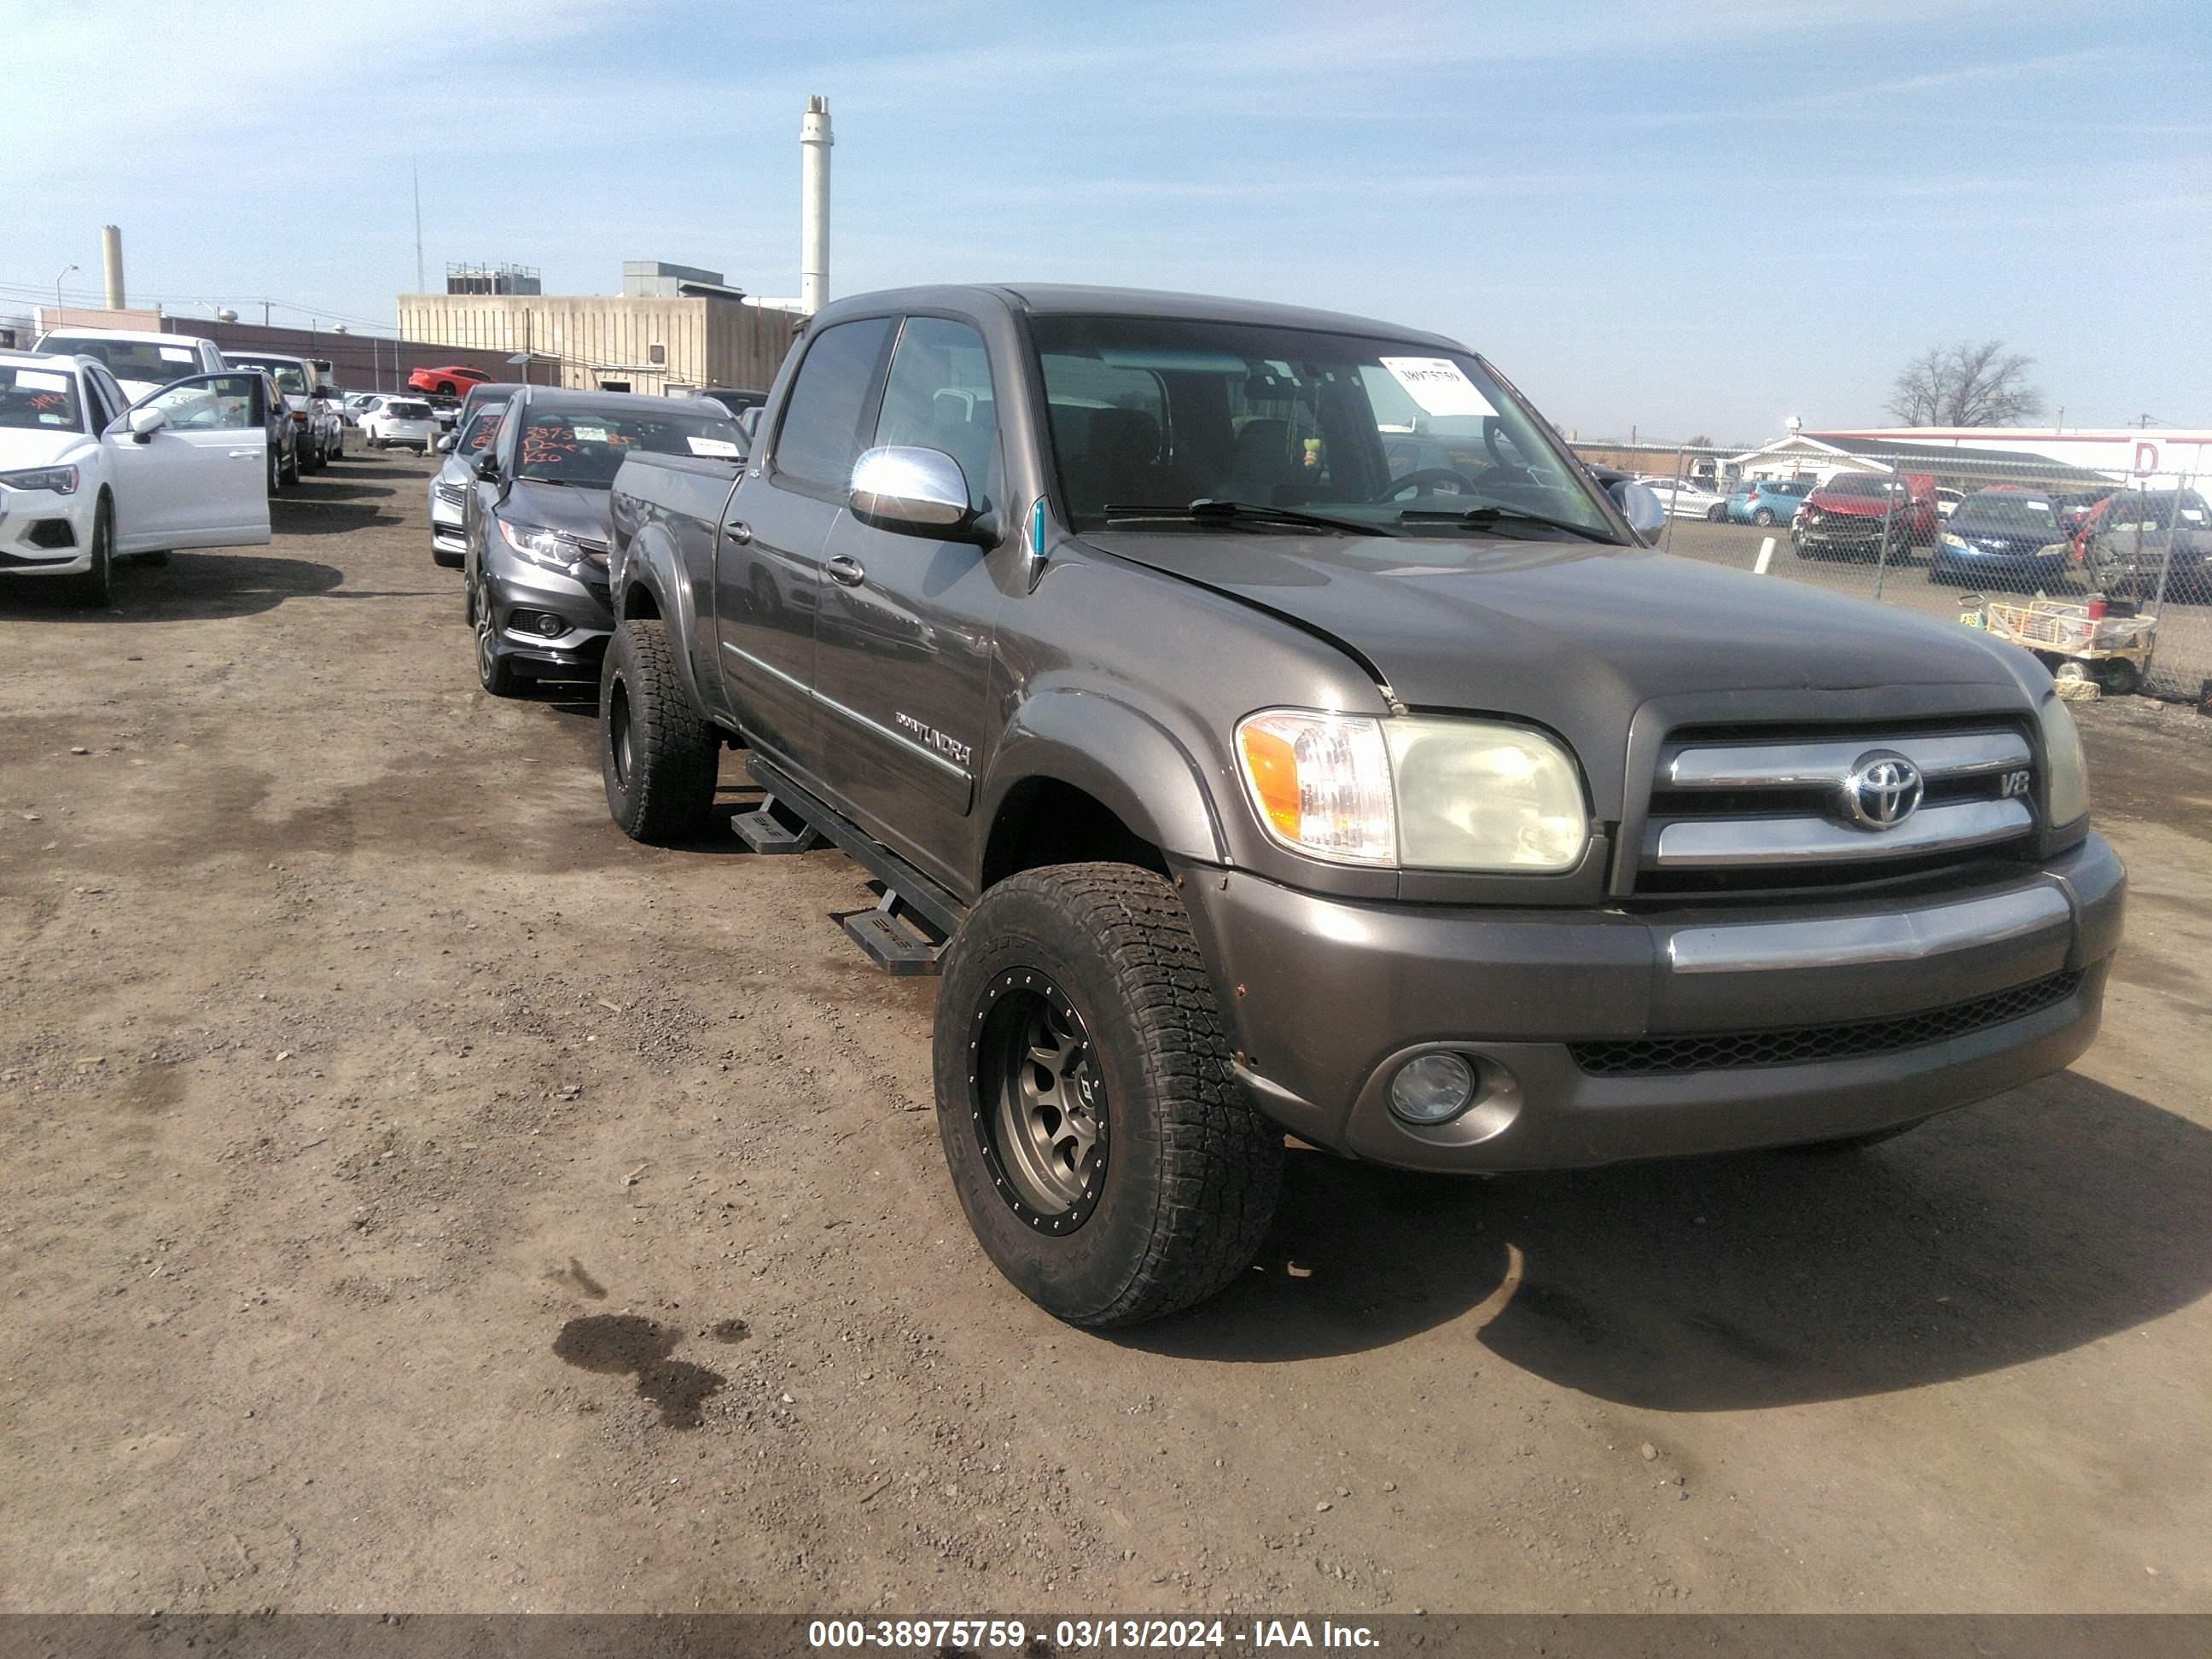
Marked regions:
[835,888,946,976]
[731,795,823,855]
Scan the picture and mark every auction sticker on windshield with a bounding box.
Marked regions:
[1378,356,1496,418]
[687,437,742,457]
[572,425,609,443]
[15,370,71,393]
[159,346,194,364]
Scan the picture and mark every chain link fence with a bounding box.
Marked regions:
[1587,443,2210,703]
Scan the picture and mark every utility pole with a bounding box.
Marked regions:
[412,163,426,294]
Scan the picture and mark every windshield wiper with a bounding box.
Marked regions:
[1398,504,1618,544]
[1102,498,1394,537]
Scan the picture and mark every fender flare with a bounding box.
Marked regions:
[614,517,712,719]
[981,689,1229,870]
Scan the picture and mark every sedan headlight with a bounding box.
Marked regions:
[1941,531,1970,550]
[498,518,584,570]
[2037,694,2090,826]
[1235,709,1588,872]
[0,464,79,495]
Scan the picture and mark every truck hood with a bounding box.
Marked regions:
[1084,530,2029,733]
[498,478,614,543]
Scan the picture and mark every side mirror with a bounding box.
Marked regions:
[849,445,986,541]
[435,434,457,453]
[1608,479,1667,539]
[474,454,501,482]
[127,405,166,442]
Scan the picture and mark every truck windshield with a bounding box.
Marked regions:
[1030,315,1617,541]
[516,405,745,486]
[0,364,84,433]
[37,336,201,387]
[233,361,309,396]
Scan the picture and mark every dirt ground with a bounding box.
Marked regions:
[2,454,2208,1616]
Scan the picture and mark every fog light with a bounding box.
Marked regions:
[531,612,566,638]
[1388,1051,1477,1125]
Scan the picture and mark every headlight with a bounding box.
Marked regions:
[0,464,79,495]
[1236,709,1588,872]
[1941,531,1969,550]
[2038,695,2090,826]
[498,518,584,570]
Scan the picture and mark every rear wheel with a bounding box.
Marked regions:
[278,440,300,486]
[1705,504,1726,522]
[599,618,721,843]
[1752,507,1776,527]
[933,864,1284,1327]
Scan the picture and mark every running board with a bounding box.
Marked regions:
[744,757,967,976]
[731,795,823,854]
[836,888,946,976]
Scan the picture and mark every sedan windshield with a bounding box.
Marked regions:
[1,364,84,433]
[38,336,200,387]
[515,405,745,485]
[1951,492,2059,533]
[1029,315,1619,544]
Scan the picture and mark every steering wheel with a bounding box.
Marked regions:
[1379,467,1482,502]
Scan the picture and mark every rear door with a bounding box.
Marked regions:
[105,373,272,551]
[811,315,1008,880]
[715,315,894,775]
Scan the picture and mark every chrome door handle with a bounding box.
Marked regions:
[228,448,261,458]
[826,556,866,587]
[725,521,752,544]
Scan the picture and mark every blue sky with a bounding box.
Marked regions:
[5,0,2206,441]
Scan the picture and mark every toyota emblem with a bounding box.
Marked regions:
[1839,751,1924,830]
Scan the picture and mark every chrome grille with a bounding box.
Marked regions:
[1636,723,2036,894]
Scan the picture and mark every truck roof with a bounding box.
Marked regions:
[817,284,1465,352]
[515,386,736,419]
[40,326,216,348]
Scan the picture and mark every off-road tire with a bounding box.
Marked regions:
[933,863,1284,1327]
[76,495,114,608]
[599,618,720,843]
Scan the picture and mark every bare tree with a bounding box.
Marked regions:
[1887,341,2046,427]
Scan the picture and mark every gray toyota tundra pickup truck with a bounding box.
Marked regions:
[600,284,2124,1328]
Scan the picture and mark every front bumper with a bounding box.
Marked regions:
[0,487,96,577]
[1180,834,2124,1172]
[481,541,614,669]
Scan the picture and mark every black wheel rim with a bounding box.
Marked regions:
[969,969,1109,1232]
[608,674,634,788]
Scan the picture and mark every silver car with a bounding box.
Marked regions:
[428,399,506,568]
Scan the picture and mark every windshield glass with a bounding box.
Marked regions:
[231,360,309,396]
[515,404,745,485]
[1952,492,2059,533]
[1821,474,1892,498]
[1,364,84,433]
[460,407,506,453]
[1029,315,1617,543]
[38,336,201,387]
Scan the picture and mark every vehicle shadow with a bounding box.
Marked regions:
[271,499,396,535]
[0,551,345,621]
[1120,1071,2212,1408]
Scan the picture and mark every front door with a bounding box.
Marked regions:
[106,374,272,552]
[812,316,1006,888]
[713,315,894,776]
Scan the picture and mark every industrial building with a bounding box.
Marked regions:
[395,259,800,398]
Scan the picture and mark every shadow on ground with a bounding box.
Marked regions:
[0,550,345,621]
[1122,1070,2212,1409]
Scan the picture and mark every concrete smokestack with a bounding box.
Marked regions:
[101,225,125,310]
[800,95,832,315]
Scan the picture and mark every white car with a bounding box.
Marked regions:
[1639,476,1731,521]
[0,352,272,605]
[428,399,507,567]
[32,328,224,401]
[364,398,439,451]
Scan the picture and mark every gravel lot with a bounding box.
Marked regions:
[3,455,2209,1615]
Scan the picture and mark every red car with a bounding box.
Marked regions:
[407,364,493,397]
[1790,470,1939,561]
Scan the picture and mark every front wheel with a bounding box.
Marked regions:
[600,618,721,842]
[279,441,300,486]
[933,863,1284,1327]
[470,572,521,696]
[76,496,114,608]
[1706,504,1726,522]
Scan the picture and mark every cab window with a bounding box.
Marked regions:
[872,317,998,503]
[771,317,894,492]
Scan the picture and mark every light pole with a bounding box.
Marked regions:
[53,263,78,325]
